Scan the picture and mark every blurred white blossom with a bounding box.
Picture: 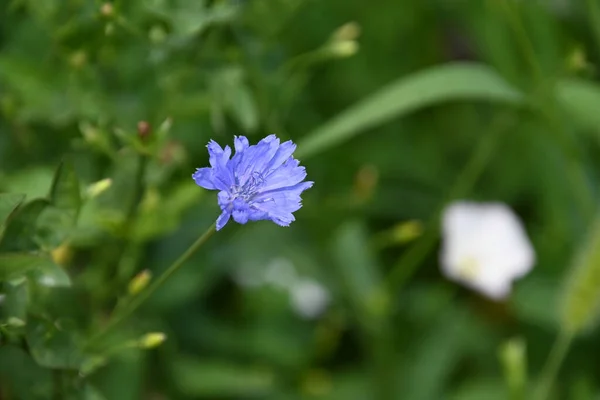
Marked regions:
[440,201,535,300]
[263,257,297,290]
[289,279,330,319]
[233,258,330,319]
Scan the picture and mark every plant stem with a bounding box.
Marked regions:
[586,0,600,55]
[534,329,574,400]
[88,222,217,346]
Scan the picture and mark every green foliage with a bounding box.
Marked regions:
[2,0,600,399]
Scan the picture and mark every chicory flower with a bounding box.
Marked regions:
[193,135,313,231]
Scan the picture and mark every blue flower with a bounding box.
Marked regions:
[193,135,313,231]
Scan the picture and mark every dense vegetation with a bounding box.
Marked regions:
[2,0,600,399]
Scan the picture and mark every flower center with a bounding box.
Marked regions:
[231,171,265,201]
[457,256,480,281]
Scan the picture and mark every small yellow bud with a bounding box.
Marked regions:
[331,22,361,42]
[86,178,112,199]
[138,332,167,349]
[391,220,423,244]
[100,3,114,17]
[329,41,359,58]
[128,270,152,295]
[51,243,73,266]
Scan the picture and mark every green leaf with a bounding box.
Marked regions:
[0,253,70,285]
[0,199,49,252]
[48,161,81,212]
[26,315,85,369]
[171,357,275,397]
[36,161,82,249]
[555,78,600,131]
[0,192,25,227]
[1,279,29,324]
[296,62,524,159]
[0,345,52,400]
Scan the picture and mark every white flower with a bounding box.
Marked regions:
[440,201,535,300]
[289,279,330,319]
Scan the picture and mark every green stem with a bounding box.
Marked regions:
[499,0,595,220]
[89,222,217,346]
[534,330,574,400]
[586,0,600,54]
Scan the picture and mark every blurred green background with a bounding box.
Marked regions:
[3,0,600,399]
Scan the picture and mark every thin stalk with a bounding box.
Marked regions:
[534,329,574,400]
[585,0,600,55]
[499,0,595,220]
[88,222,217,347]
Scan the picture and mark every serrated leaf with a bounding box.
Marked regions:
[296,62,524,159]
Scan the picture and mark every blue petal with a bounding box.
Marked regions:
[252,182,312,225]
[217,190,231,209]
[229,136,250,176]
[234,136,249,153]
[260,162,309,193]
[206,141,234,189]
[235,135,279,185]
[232,209,250,224]
[192,168,217,190]
[216,210,231,231]
[263,140,296,174]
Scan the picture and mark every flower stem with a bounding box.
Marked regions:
[88,222,217,347]
[534,329,574,400]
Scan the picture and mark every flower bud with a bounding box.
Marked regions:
[391,220,423,244]
[499,338,527,395]
[329,41,359,58]
[86,178,112,199]
[51,243,73,266]
[138,332,167,349]
[331,22,361,42]
[128,269,152,295]
[137,121,151,140]
[100,3,114,17]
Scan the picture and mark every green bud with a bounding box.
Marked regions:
[86,178,113,199]
[128,270,152,295]
[139,332,167,349]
